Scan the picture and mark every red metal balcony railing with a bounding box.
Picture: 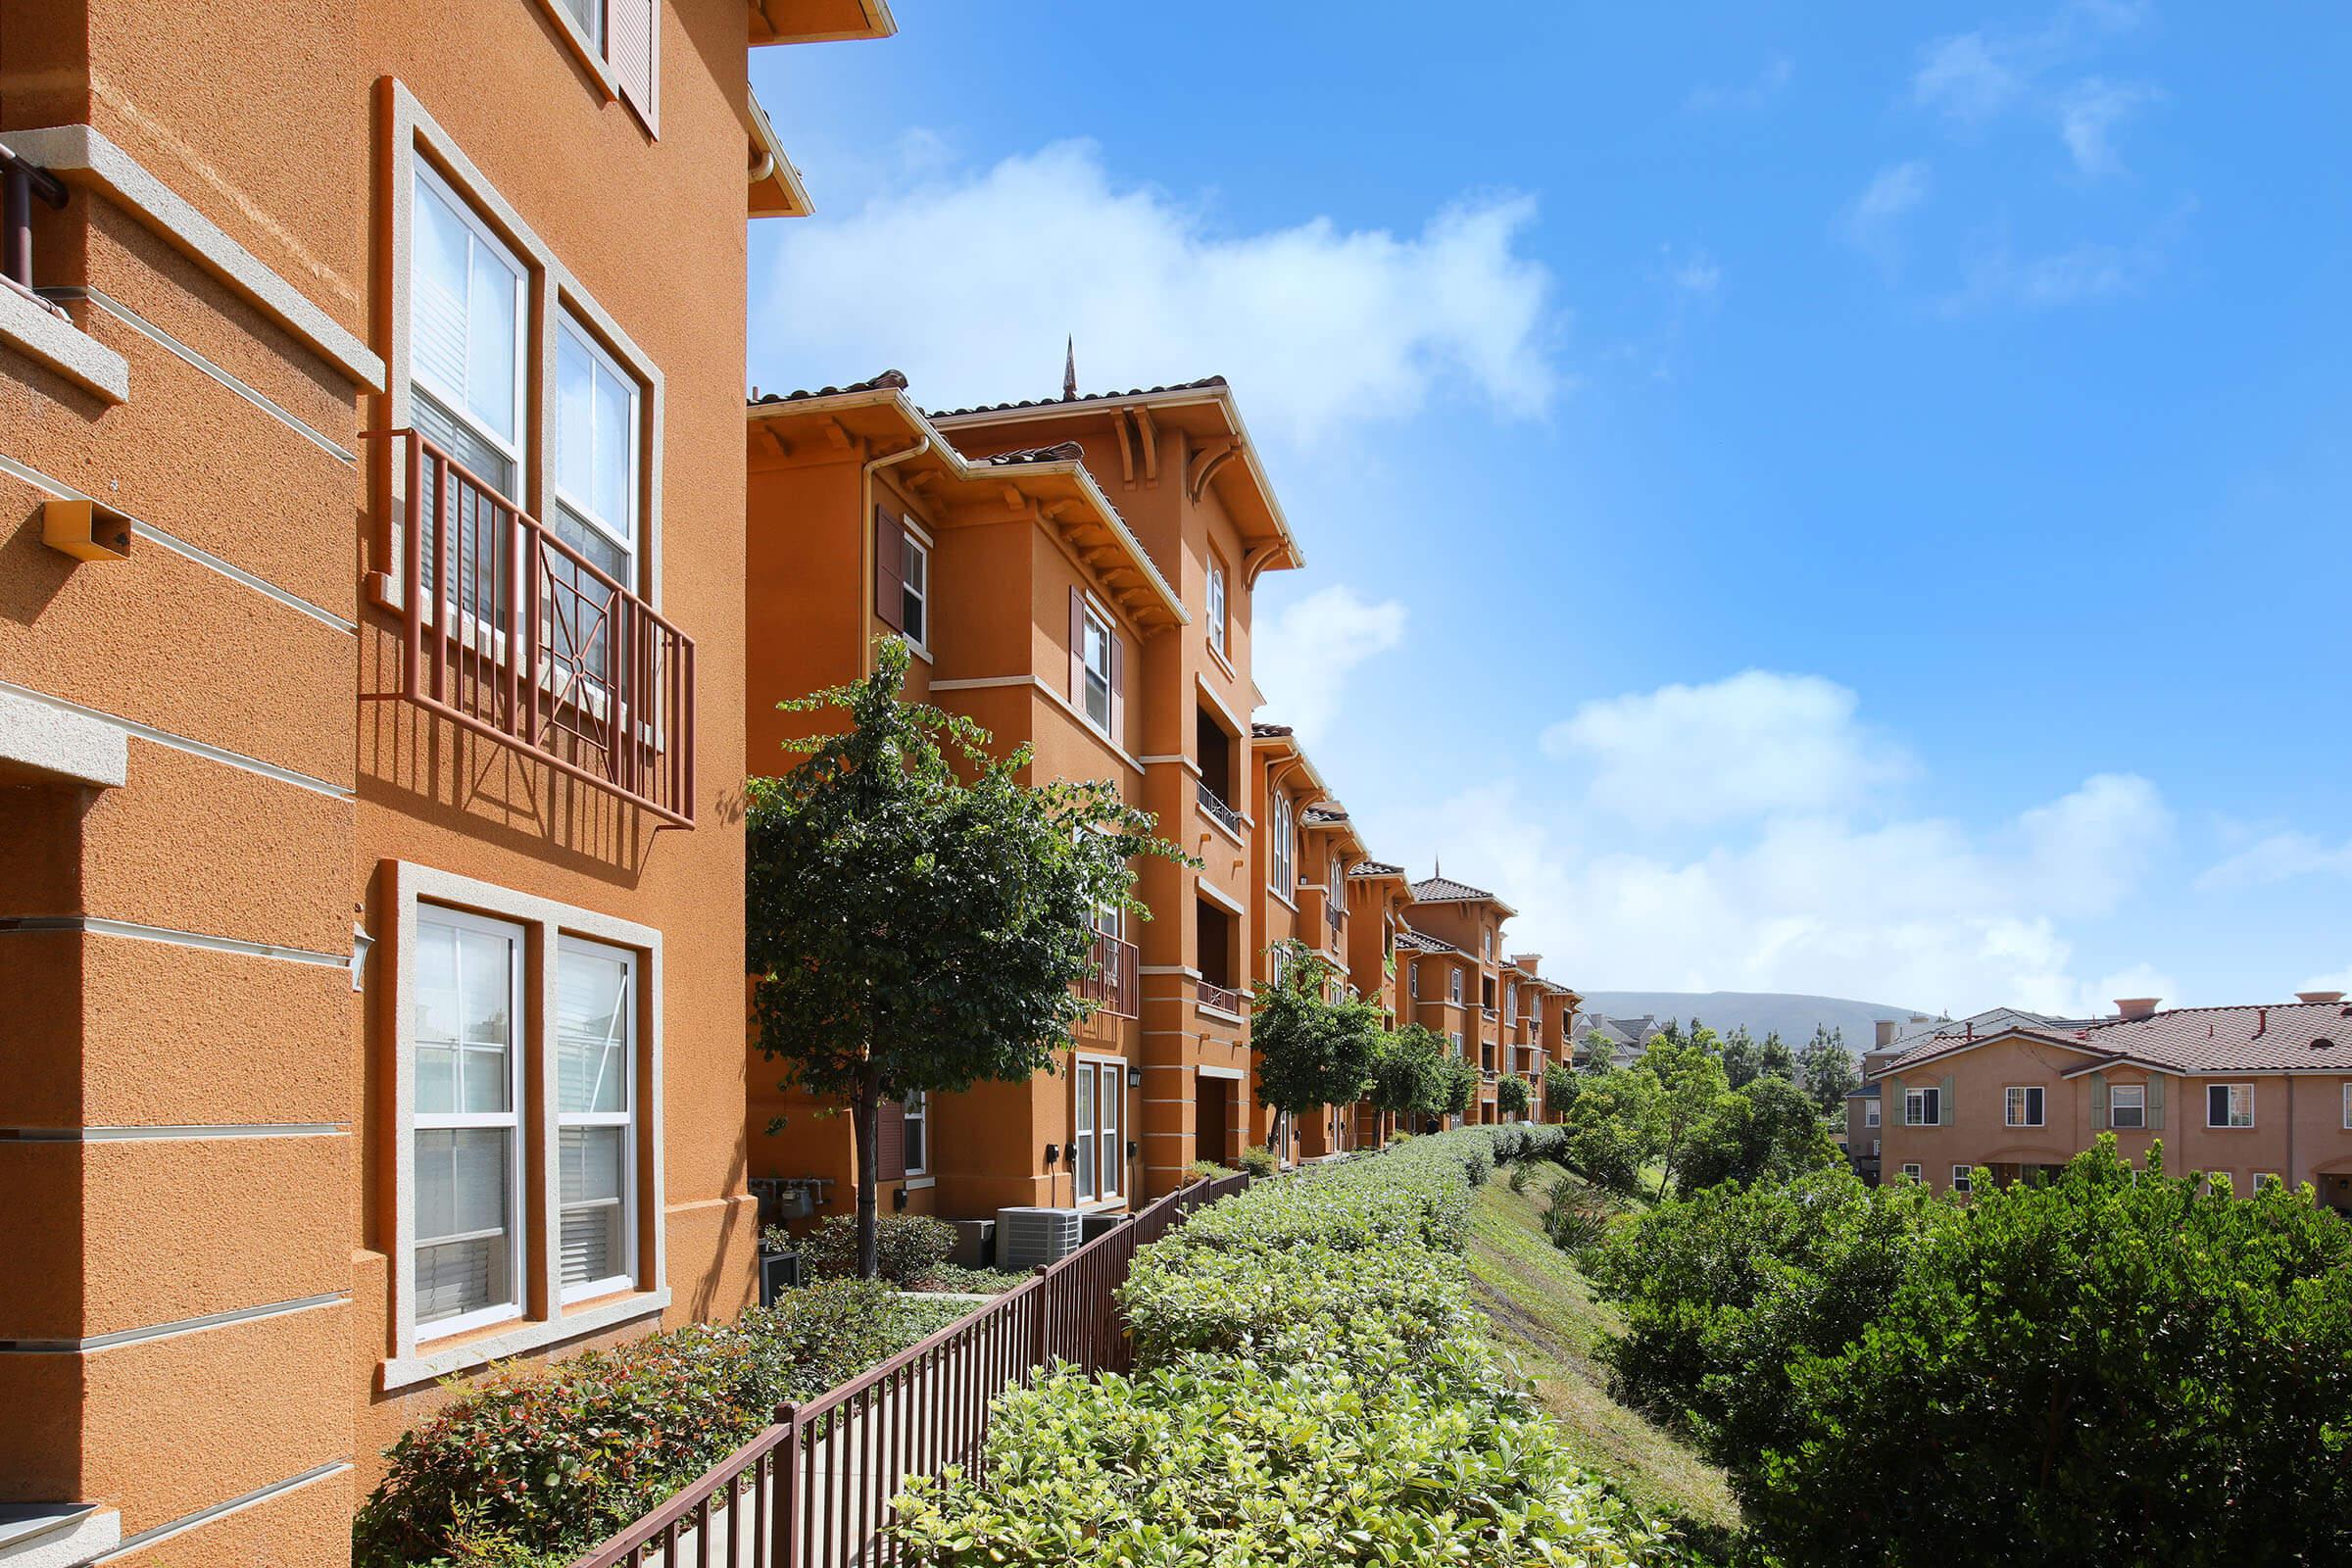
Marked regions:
[1196,778,1243,837]
[1078,933,1140,1018]
[1197,978,1243,1014]
[372,429,695,826]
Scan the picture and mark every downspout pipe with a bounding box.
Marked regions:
[859,435,930,676]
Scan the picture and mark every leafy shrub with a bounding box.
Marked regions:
[906,1262,1025,1296]
[1672,1074,1839,1196]
[1497,1073,1532,1117]
[1509,1157,1534,1194]
[1185,1157,1237,1183]
[758,1222,793,1255]
[355,1282,964,1566]
[1236,1143,1279,1178]
[1543,1172,1621,1253]
[799,1211,956,1284]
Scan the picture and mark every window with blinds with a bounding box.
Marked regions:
[414,910,525,1336]
[557,936,636,1301]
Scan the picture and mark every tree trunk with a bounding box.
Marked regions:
[853,1087,880,1281]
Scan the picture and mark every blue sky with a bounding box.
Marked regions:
[749,2,2352,1014]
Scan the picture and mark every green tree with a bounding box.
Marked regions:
[1796,1024,1860,1113]
[1438,1053,1480,1121]
[1756,1030,1796,1082]
[1564,1069,1662,1194]
[1579,1031,1621,1074]
[1496,1073,1531,1118]
[746,638,1186,1278]
[1676,1075,1841,1195]
[1250,940,1383,1159]
[1543,1060,1580,1121]
[1720,1025,1761,1088]
[1639,1034,1731,1200]
[1368,1023,1450,1129]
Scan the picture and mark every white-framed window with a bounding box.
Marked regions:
[1271,795,1295,893]
[1073,1057,1124,1204]
[1080,603,1113,733]
[556,935,637,1303]
[1205,556,1228,661]
[2208,1083,2254,1128]
[1864,1099,1882,1128]
[1900,1162,1921,1182]
[1328,851,1343,896]
[903,1089,929,1177]
[385,861,664,1389]
[2110,1083,2146,1129]
[2343,1082,2352,1130]
[1483,928,1494,959]
[1408,959,1420,999]
[410,163,526,502]
[1449,1031,1464,1056]
[1951,1164,1974,1195]
[2004,1086,2044,1128]
[414,906,526,1338]
[899,531,930,649]
[2253,1171,2281,1191]
[1903,1087,1940,1126]
[553,315,640,586]
[1505,984,1517,1023]
[1449,966,1464,1004]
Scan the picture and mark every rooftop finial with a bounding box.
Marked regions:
[1062,336,1077,401]
[1434,856,1442,879]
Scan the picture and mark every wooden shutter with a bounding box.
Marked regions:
[1939,1073,1955,1125]
[2089,1071,2108,1129]
[2147,1074,2165,1130]
[1067,586,1085,704]
[873,509,905,631]
[1108,624,1125,741]
[874,1100,907,1183]
[611,0,658,132]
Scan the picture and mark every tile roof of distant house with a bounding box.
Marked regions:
[1409,876,1517,914]
[748,369,908,406]
[925,376,1230,420]
[1876,1001,2352,1076]
[1250,721,1293,739]
[1395,929,1459,956]
[1349,859,1405,878]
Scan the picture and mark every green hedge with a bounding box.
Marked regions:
[355,1282,965,1567]
[893,1127,1679,1565]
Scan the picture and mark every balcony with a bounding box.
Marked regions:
[1196,778,1243,837]
[372,429,695,826]
[1078,933,1140,1019]
[1197,978,1244,1015]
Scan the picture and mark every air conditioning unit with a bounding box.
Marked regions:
[996,1206,1084,1269]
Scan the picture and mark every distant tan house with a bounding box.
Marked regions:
[1868,993,2352,1210]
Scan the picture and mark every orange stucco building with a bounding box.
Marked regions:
[1869,994,2352,1208]
[1343,858,1416,1146]
[0,0,889,1559]
[1393,874,1580,1127]
[742,368,1302,1229]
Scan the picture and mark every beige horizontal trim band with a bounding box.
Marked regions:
[91,1458,353,1564]
[383,1287,670,1391]
[0,1291,347,1353]
[0,278,127,400]
[4,123,383,390]
[0,1123,347,1142]
[1137,965,1201,977]
[58,286,357,462]
[0,915,352,968]
[0,676,355,796]
[0,452,358,635]
[1196,1064,1247,1081]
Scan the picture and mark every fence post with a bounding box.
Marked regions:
[1031,1263,1051,1371]
[772,1403,801,1568]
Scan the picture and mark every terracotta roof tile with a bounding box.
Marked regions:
[749,369,907,406]
[1878,1001,2352,1076]
[978,441,1086,466]
[1250,721,1293,739]
[1349,859,1405,878]
[926,376,1228,420]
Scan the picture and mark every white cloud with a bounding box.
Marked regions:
[1542,671,1913,830]
[2058,77,2160,175]
[2299,964,2352,996]
[1943,200,2192,311]
[1685,55,1793,114]
[754,140,1558,446]
[1838,161,1933,257]
[1670,249,1724,299]
[1252,585,1407,744]
[1913,32,2026,123]
[2197,832,2352,891]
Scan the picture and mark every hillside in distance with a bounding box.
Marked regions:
[1577,991,1936,1054]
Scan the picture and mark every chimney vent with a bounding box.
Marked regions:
[1875,1019,1897,1048]
[2115,998,2161,1022]
[2296,991,2345,1004]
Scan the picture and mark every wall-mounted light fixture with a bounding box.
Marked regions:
[1043,1143,1061,1166]
[1126,1139,1139,1160]
[891,1186,910,1211]
[1126,1065,1145,1089]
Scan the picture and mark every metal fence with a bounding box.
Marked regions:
[570,1172,1248,1568]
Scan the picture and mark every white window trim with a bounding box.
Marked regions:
[1903,1087,1939,1126]
[381,858,666,1392]
[557,933,639,1305]
[1900,1162,1922,1181]
[1074,1054,1127,1206]
[902,1089,930,1179]
[2109,1083,2146,1129]
[1270,793,1295,895]
[552,312,643,570]
[1079,600,1114,737]
[1950,1164,1974,1194]
[413,905,528,1341]
[900,531,931,656]
[2207,1082,2255,1129]
[1204,556,1229,659]
[2342,1081,2352,1131]
[1864,1099,1882,1128]
[381,86,666,611]
[2004,1085,2044,1128]
[411,160,528,494]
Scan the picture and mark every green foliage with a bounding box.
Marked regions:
[1795,1025,1860,1112]
[895,1127,1682,1566]
[1565,1069,1664,1195]
[1440,1052,1481,1117]
[906,1263,1026,1296]
[1497,1072,1532,1117]
[1543,1059,1580,1119]
[746,638,1187,1276]
[1719,1025,1759,1087]
[1580,1033,1622,1074]
[1236,1144,1279,1178]
[1186,1157,1238,1184]
[798,1211,956,1285]
[1638,1035,1730,1200]
[1755,1030,1795,1082]
[1250,940,1383,1152]
[1544,1170,1625,1253]
[1674,1075,1841,1196]
[1585,1139,2352,1565]
[354,1282,965,1567]
[1368,1021,1452,1118]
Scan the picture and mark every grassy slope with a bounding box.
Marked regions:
[1465,1172,1742,1537]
